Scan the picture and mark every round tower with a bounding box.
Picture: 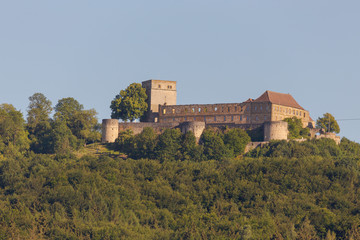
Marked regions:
[179,121,206,142]
[102,119,119,143]
[264,121,288,141]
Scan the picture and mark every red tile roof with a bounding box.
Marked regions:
[254,91,305,110]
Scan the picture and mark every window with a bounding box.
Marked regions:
[256,116,259,121]
[231,116,234,121]
[214,116,216,121]
[163,109,166,114]
[221,106,224,112]
[293,110,295,114]
[173,118,175,121]
[198,108,201,113]
[204,107,207,112]
[240,115,243,121]
[296,110,298,115]
[194,117,196,121]
[255,106,257,111]
[228,107,230,112]
[224,116,226,121]
[172,109,175,114]
[264,116,267,121]
[304,113,306,117]
[215,107,218,111]
[185,117,187,121]
[158,84,161,88]
[192,107,195,113]
[204,116,206,121]
[260,105,263,111]
[235,106,237,111]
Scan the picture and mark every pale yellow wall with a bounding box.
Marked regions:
[270,104,310,127]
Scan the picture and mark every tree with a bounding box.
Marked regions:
[155,128,182,161]
[200,128,232,160]
[0,104,30,156]
[223,128,251,156]
[27,93,52,128]
[110,83,148,122]
[54,97,100,144]
[284,117,310,139]
[316,113,340,133]
[27,93,53,153]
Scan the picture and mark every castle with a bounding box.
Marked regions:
[102,80,339,144]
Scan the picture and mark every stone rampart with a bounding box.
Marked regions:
[118,122,180,135]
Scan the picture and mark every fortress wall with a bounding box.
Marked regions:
[315,132,341,145]
[271,104,310,127]
[158,102,271,125]
[118,122,180,135]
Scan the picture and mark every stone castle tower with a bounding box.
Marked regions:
[142,79,177,122]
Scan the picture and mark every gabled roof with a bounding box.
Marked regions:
[254,90,305,110]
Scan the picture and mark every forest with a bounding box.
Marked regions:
[1,92,360,239]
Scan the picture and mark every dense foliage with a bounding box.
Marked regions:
[316,113,340,134]
[110,83,148,122]
[0,94,101,156]
[1,96,360,239]
[284,117,310,139]
[0,138,360,239]
[114,127,251,161]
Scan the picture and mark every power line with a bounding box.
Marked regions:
[337,118,360,121]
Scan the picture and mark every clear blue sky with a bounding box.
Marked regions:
[1,1,360,142]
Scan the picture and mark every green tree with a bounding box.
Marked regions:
[50,120,79,154]
[130,127,157,159]
[316,113,340,133]
[0,104,30,156]
[26,93,53,153]
[54,97,100,144]
[110,83,148,122]
[200,128,232,160]
[223,128,251,156]
[284,117,310,139]
[155,128,182,161]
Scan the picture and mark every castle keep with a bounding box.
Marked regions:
[102,80,316,143]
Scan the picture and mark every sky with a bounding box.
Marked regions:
[1,0,360,142]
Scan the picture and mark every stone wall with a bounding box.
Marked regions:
[315,132,341,145]
[118,122,179,135]
[102,119,119,143]
[142,80,177,122]
[264,121,288,141]
[158,102,273,125]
